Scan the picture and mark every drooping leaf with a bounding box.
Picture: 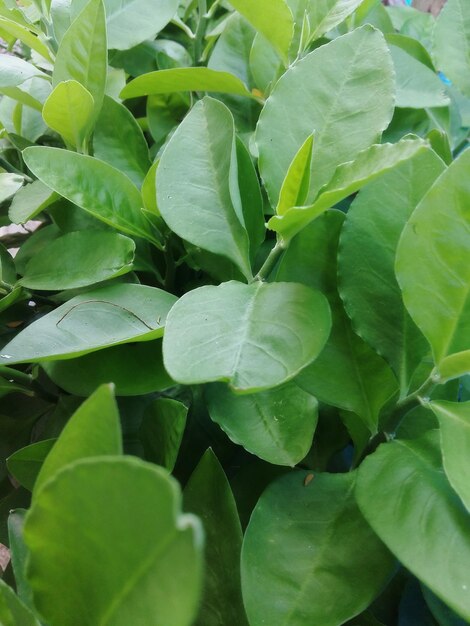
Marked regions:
[396,149,470,381]
[139,397,188,471]
[33,384,122,495]
[23,147,159,244]
[121,67,254,99]
[433,0,470,98]
[241,471,395,626]
[428,400,470,513]
[184,449,248,626]
[94,95,150,187]
[338,148,445,395]
[156,98,252,279]
[206,381,318,466]
[24,457,203,626]
[42,80,94,150]
[0,284,176,364]
[7,439,56,491]
[19,231,135,290]
[163,280,331,392]
[356,432,470,622]
[0,579,40,626]
[256,26,395,207]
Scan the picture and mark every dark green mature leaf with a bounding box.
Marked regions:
[43,340,173,397]
[428,400,470,512]
[338,149,445,395]
[163,280,331,392]
[396,149,470,381]
[0,579,40,626]
[19,231,135,290]
[206,381,318,466]
[423,586,469,626]
[256,26,395,207]
[184,449,248,626]
[7,439,56,491]
[0,284,176,364]
[121,67,254,99]
[356,432,470,622]
[94,96,150,187]
[139,398,188,471]
[33,384,122,495]
[52,0,107,121]
[23,147,159,244]
[241,471,395,626]
[157,98,252,279]
[24,457,203,626]
[433,0,470,98]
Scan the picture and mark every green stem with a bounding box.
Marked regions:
[194,0,208,64]
[0,365,32,386]
[254,239,287,282]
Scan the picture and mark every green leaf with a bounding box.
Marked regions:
[42,80,94,150]
[306,0,364,44]
[8,509,35,612]
[276,133,314,216]
[0,55,46,89]
[22,147,158,244]
[256,25,395,208]
[156,98,252,279]
[163,280,331,392]
[433,0,470,98]
[24,457,203,626]
[139,397,188,471]
[0,17,52,61]
[390,44,450,109]
[184,449,248,626]
[338,148,445,395]
[94,96,150,187]
[0,242,16,286]
[52,0,107,121]
[141,159,159,215]
[356,433,470,622]
[422,586,469,626]
[19,231,135,290]
[228,0,294,64]
[428,400,470,513]
[103,0,178,50]
[278,210,398,433]
[269,138,430,240]
[33,384,122,495]
[395,149,470,381]
[0,579,40,626]
[121,67,254,99]
[0,283,176,364]
[206,381,318,466]
[7,439,56,491]
[0,172,24,204]
[241,471,395,626]
[8,180,55,225]
[43,340,173,397]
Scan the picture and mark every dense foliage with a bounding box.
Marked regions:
[0,0,469,624]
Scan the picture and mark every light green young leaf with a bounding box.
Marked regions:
[338,148,445,396]
[141,159,159,215]
[433,0,470,98]
[241,472,395,626]
[206,381,318,466]
[428,400,470,513]
[249,32,281,94]
[307,0,364,44]
[52,0,107,121]
[396,149,470,381]
[42,80,94,150]
[257,26,395,208]
[0,579,40,626]
[121,67,254,100]
[19,231,135,290]
[228,0,294,64]
[23,147,158,244]
[163,280,331,393]
[276,133,314,216]
[0,283,176,364]
[157,98,252,279]
[0,17,52,61]
[24,457,203,626]
[44,340,173,397]
[0,172,24,204]
[8,179,55,225]
[7,439,56,491]
[94,95,150,187]
[269,138,430,240]
[356,432,470,622]
[33,384,121,495]
[184,449,248,626]
[139,398,187,471]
